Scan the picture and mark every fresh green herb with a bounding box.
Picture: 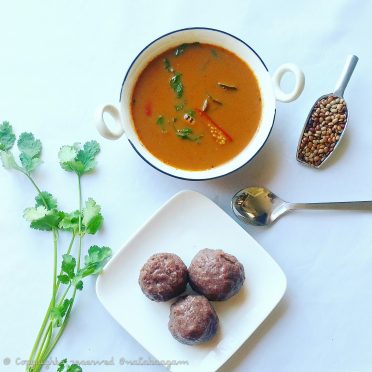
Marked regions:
[23,206,64,232]
[174,42,200,57]
[51,299,72,327]
[58,140,100,175]
[82,198,104,234]
[0,122,111,372]
[35,192,58,210]
[163,58,174,72]
[0,124,43,173]
[176,127,203,142]
[186,110,196,119]
[170,73,184,99]
[59,210,80,233]
[17,132,42,173]
[176,127,192,137]
[211,49,219,58]
[0,121,16,151]
[156,115,167,133]
[57,359,82,372]
[156,115,164,126]
[175,103,184,111]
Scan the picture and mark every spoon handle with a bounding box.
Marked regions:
[333,54,359,97]
[290,201,372,211]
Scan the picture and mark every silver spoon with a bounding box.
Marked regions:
[296,54,358,168]
[232,186,372,226]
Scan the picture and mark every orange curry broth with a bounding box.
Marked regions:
[131,43,262,171]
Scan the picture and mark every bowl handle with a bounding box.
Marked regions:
[95,104,125,140]
[272,63,305,102]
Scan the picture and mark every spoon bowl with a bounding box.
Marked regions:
[232,187,289,226]
[232,186,372,226]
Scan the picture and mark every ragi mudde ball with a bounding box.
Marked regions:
[138,253,188,302]
[168,295,219,345]
[188,248,245,301]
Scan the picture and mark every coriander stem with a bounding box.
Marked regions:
[39,289,76,363]
[77,175,83,270]
[66,231,77,256]
[26,299,52,371]
[58,283,71,306]
[41,288,76,360]
[52,229,58,308]
[55,232,76,292]
[26,228,58,369]
[22,172,49,209]
[37,174,84,366]
[33,322,52,372]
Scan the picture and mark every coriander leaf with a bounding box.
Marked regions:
[176,127,192,137]
[24,205,63,230]
[78,245,112,277]
[75,140,100,173]
[176,128,202,142]
[155,115,167,133]
[51,299,71,327]
[175,103,184,111]
[82,140,100,159]
[174,43,188,56]
[70,273,84,290]
[57,274,70,285]
[29,210,64,231]
[35,191,58,210]
[174,42,200,57]
[156,115,164,126]
[211,49,219,58]
[58,144,79,163]
[169,73,183,99]
[0,121,16,151]
[0,151,20,170]
[75,280,83,291]
[67,365,82,372]
[57,359,82,372]
[57,359,67,372]
[84,214,103,235]
[186,110,195,119]
[61,254,76,279]
[23,206,48,222]
[59,210,80,232]
[19,153,42,173]
[163,58,173,72]
[85,245,112,266]
[82,198,103,234]
[59,141,100,175]
[17,132,42,173]
[58,144,84,173]
[17,133,42,158]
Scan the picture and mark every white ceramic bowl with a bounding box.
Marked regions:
[96,27,305,180]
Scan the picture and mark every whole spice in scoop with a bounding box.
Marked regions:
[297,96,347,167]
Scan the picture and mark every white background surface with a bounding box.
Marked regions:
[1,1,371,371]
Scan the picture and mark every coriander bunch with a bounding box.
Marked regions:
[0,122,111,372]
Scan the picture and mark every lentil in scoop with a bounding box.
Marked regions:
[297,96,347,167]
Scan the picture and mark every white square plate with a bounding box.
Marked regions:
[96,190,286,371]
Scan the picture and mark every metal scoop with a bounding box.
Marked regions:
[296,55,358,168]
[232,186,372,226]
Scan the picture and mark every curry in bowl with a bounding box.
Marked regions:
[131,42,262,171]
